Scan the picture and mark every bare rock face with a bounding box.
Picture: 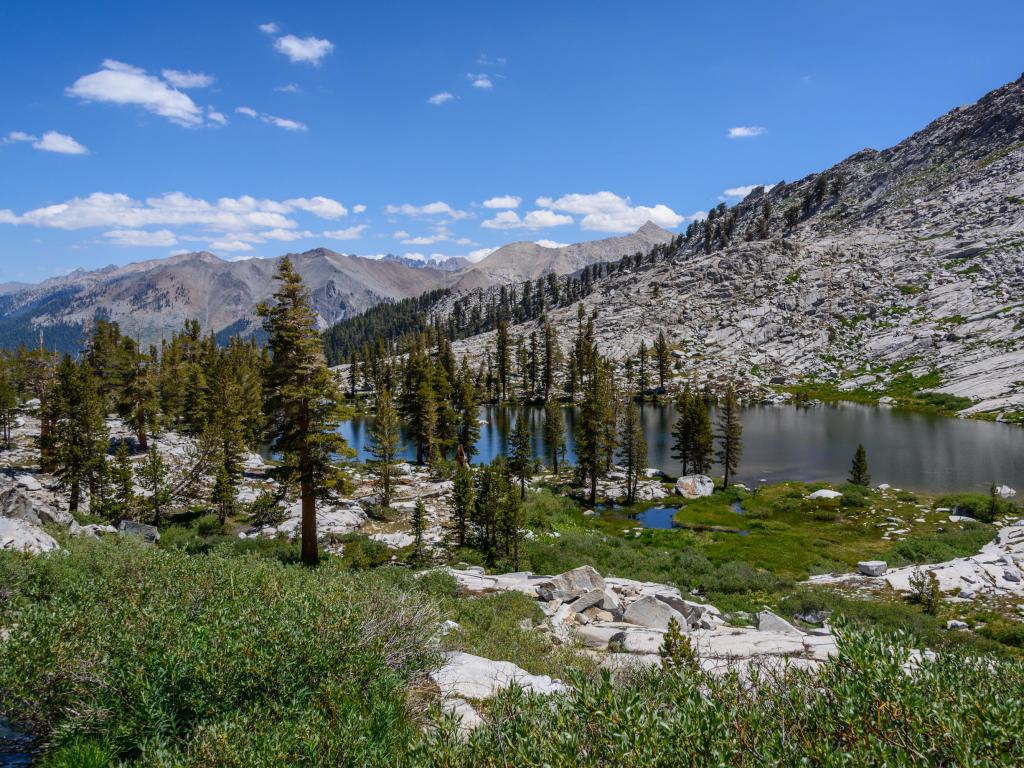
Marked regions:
[0,517,59,554]
[537,565,606,602]
[622,595,686,630]
[446,74,1024,419]
[675,475,715,499]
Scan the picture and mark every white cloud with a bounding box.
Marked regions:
[535,239,568,248]
[481,209,573,230]
[385,201,469,220]
[104,228,177,246]
[468,73,493,89]
[274,34,334,65]
[284,196,347,219]
[4,131,35,143]
[67,60,205,126]
[352,203,367,214]
[274,83,301,93]
[727,126,766,138]
[722,183,775,199]
[0,192,361,255]
[536,191,683,232]
[482,195,520,209]
[235,106,307,131]
[466,247,496,263]
[259,22,279,34]
[687,210,708,222]
[207,108,228,125]
[428,92,454,105]
[392,230,410,239]
[161,69,215,89]
[33,131,89,155]
[209,239,253,252]
[324,225,369,240]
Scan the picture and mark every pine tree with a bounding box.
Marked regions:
[498,485,524,569]
[44,356,109,513]
[849,444,870,486]
[652,330,671,392]
[618,398,647,504]
[636,341,649,397]
[716,385,743,489]
[411,498,427,563]
[0,360,16,451]
[688,394,714,474]
[451,462,474,548]
[508,412,532,499]
[259,257,351,566]
[671,387,694,474]
[454,359,480,461]
[369,388,400,507]
[124,354,160,450]
[576,354,611,507]
[542,398,565,475]
[495,320,511,401]
[109,441,136,521]
[138,444,171,525]
[660,617,700,675]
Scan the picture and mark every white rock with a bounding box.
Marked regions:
[808,489,842,500]
[0,517,60,554]
[430,652,566,699]
[858,560,888,577]
[675,475,715,499]
[622,595,685,630]
[996,485,1016,499]
[946,620,968,630]
[757,610,804,636]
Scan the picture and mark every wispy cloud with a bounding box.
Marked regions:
[722,183,774,199]
[385,201,469,220]
[727,125,766,139]
[468,73,493,89]
[258,22,279,34]
[161,69,215,89]
[324,225,369,240]
[274,83,301,93]
[4,130,88,155]
[428,91,454,105]
[235,106,307,131]
[481,210,573,230]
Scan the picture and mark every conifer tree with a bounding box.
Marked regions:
[124,354,160,450]
[618,397,647,504]
[508,413,532,499]
[411,498,427,563]
[499,485,524,569]
[451,462,474,548]
[495,320,511,401]
[687,393,714,474]
[541,322,560,401]
[109,441,136,521]
[138,444,171,525]
[849,444,870,486]
[45,356,109,513]
[652,330,672,392]
[636,341,649,397]
[0,360,16,451]
[716,385,743,489]
[454,359,480,460]
[369,388,400,507]
[259,257,351,565]
[542,398,565,475]
[576,354,610,506]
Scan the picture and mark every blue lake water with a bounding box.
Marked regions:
[339,402,1024,495]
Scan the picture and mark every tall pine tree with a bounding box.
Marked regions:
[259,257,351,565]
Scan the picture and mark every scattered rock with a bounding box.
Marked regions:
[622,595,685,630]
[946,620,968,630]
[430,652,566,699]
[757,610,804,636]
[858,560,888,577]
[0,517,59,554]
[537,565,605,602]
[675,475,714,499]
[808,489,842,500]
[118,519,160,543]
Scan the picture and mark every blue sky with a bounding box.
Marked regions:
[1,1,1022,281]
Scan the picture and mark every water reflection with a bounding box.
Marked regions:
[338,402,1024,494]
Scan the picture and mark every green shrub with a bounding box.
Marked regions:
[936,492,1015,523]
[888,522,994,566]
[418,627,1024,765]
[0,539,439,765]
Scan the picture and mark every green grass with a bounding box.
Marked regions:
[781,367,975,416]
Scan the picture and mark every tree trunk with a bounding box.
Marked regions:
[69,480,80,513]
[138,431,148,451]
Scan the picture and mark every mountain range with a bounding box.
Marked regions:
[0,225,672,350]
